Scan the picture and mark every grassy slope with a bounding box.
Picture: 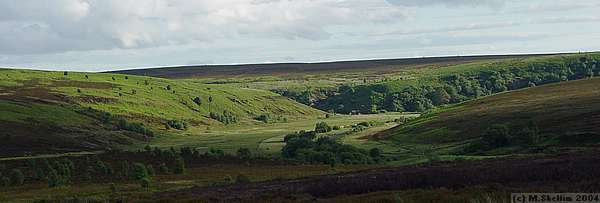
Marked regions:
[0,69,323,155]
[377,77,600,151]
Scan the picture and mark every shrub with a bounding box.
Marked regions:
[255,114,271,123]
[146,165,155,177]
[237,148,252,159]
[132,163,149,180]
[482,124,511,148]
[210,111,239,124]
[140,177,151,189]
[192,97,202,106]
[283,136,374,165]
[235,174,251,184]
[369,148,382,158]
[158,163,170,174]
[1,176,9,187]
[172,157,185,174]
[110,183,117,194]
[119,161,130,179]
[332,126,341,130]
[357,121,370,127]
[223,175,234,184]
[9,169,24,186]
[166,120,187,130]
[117,119,154,136]
[315,122,332,133]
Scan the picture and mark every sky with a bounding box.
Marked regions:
[0,0,599,72]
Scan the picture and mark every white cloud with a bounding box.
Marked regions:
[0,0,410,54]
[386,0,506,8]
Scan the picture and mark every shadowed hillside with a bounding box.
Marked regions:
[375,77,600,154]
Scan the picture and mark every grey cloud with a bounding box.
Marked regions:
[0,0,411,55]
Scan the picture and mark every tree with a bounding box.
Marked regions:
[193,97,202,106]
[482,124,511,148]
[63,71,68,76]
[9,169,24,186]
[235,174,251,184]
[166,85,172,91]
[315,122,332,133]
[132,163,149,180]
[146,165,155,177]
[369,148,382,158]
[427,87,451,105]
[1,176,10,187]
[519,120,540,145]
[140,177,151,189]
[237,148,252,159]
[110,183,117,194]
[158,163,170,174]
[172,157,185,174]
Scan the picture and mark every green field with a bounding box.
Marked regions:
[0,68,325,155]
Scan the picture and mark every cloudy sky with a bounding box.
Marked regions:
[1,0,599,71]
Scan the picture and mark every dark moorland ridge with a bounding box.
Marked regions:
[110,53,565,78]
[155,151,600,201]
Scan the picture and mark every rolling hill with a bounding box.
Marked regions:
[0,69,323,156]
[111,53,563,79]
[375,77,600,153]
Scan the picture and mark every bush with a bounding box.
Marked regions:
[110,183,117,194]
[140,177,151,188]
[315,122,332,133]
[283,136,374,165]
[158,163,170,174]
[210,110,239,124]
[224,175,234,184]
[482,124,511,148]
[172,157,185,174]
[235,174,251,184]
[146,165,155,177]
[9,169,24,186]
[1,176,9,187]
[166,120,187,130]
[237,148,252,159]
[369,148,382,157]
[132,163,149,180]
[192,97,202,106]
[117,119,154,136]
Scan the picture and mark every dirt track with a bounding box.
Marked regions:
[156,151,600,201]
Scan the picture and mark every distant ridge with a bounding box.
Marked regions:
[109,53,570,79]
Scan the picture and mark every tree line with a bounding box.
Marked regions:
[283,55,600,114]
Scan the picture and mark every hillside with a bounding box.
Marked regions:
[375,77,600,154]
[111,53,561,79]
[0,69,323,156]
